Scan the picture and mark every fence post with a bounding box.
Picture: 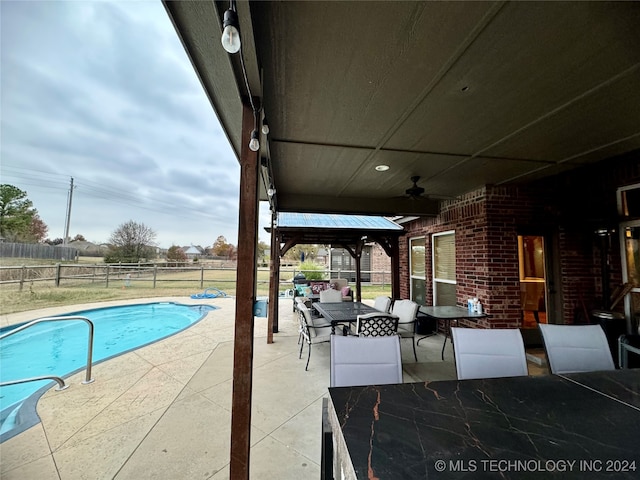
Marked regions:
[105,264,110,288]
[55,263,61,287]
[19,265,26,291]
[200,265,204,288]
[153,265,157,288]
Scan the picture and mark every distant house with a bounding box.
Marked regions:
[68,240,108,257]
[182,245,204,259]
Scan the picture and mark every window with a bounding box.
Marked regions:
[410,237,426,305]
[432,231,455,306]
[618,183,640,327]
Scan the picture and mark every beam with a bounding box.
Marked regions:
[229,103,259,479]
[267,210,279,340]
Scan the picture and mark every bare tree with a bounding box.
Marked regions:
[105,220,157,263]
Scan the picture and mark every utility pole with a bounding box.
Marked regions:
[63,177,74,245]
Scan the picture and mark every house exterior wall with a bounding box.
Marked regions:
[399,151,640,328]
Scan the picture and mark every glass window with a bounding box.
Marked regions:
[433,232,455,306]
[410,237,426,305]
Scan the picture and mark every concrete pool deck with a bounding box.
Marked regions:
[1,297,546,479]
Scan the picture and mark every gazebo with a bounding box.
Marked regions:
[264,212,404,338]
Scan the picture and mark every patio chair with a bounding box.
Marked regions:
[538,323,615,374]
[390,299,420,361]
[298,304,333,371]
[451,327,529,380]
[618,333,640,369]
[355,312,399,337]
[330,334,402,387]
[373,296,392,313]
[320,288,343,303]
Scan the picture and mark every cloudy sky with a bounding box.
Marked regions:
[1,0,271,248]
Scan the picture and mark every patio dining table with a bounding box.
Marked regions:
[313,302,382,334]
[418,305,487,360]
[327,368,640,479]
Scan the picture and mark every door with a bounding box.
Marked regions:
[518,235,550,327]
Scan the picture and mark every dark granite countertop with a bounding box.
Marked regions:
[328,369,640,479]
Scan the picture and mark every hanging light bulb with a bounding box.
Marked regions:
[267,186,276,197]
[261,117,270,135]
[221,7,241,54]
[249,129,260,151]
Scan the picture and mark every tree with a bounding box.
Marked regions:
[29,214,49,243]
[166,245,187,266]
[212,235,235,258]
[104,220,157,263]
[72,234,86,242]
[0,184,38,241]
[283,244,319,262]
[257,240,269,261]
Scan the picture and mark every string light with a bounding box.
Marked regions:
[221,1,240,54]
[249,129,260,151]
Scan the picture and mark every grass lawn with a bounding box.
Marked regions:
[0,265,392,316]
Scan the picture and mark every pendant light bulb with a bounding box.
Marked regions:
[261,117,270,135]
[221,9,241,54]
[249,130,260,151]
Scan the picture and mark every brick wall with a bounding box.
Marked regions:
[399,150,639,329]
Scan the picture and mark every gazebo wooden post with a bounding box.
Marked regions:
[229,102,260,480]
[355,239,364,302]
[390,237,401,299]
[267,211,280,341]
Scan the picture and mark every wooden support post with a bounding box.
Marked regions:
[390,237,401,299]
[355,240,364,303]
[229,103,260,480]
[267,211,280,342]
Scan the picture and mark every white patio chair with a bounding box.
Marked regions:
[330,334,402,387]
[355,312,399,337]
[298,304,333,371]
[373,296,392,313]
[539,323,615,374]
[390,299,420,361]
[320,288,342,303]
[451,327,528,380]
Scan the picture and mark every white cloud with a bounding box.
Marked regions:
[0,0,269,248]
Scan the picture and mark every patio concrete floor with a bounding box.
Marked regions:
[1,297,547,479]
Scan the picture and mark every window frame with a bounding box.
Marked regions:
[432,230,456,306]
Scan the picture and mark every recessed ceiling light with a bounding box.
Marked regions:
[375,165,390,171]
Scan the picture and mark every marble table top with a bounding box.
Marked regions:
[328,369,640,479]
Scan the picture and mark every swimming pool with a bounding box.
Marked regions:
[0,302,215,442]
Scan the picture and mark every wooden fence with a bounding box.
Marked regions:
[0,242,78,261]
[0,263,391,291]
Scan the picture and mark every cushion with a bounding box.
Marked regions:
[341,286,351,297]
[295,284,308,295]
[310,282,328,294]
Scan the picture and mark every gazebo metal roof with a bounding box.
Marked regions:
[268,213,404,249]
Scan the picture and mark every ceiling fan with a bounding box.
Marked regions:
[405,176,425,199]
[398,176,459,202]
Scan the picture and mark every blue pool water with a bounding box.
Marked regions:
[0,302,215,441]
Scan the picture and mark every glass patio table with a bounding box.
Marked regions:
[313,302,382,334]
[418,305,487,360]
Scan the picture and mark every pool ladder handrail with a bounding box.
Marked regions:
[0,316,95,386]
[0,375,70,391]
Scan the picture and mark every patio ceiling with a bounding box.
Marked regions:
[164,1,640,217]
